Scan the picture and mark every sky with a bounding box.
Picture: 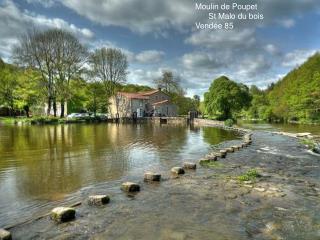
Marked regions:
[0,0,320,97]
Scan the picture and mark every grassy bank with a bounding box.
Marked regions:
[0,116,108,125]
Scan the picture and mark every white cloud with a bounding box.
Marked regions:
[282,49,317,68]
[185,28,256,49]
[0,0,94,59]
[236,55,272,78]
[25,0,55,8]
[60,0,320,35]
[129,68,163,86]
[278,18,295,28]
[264,44,281,56]
[182,52,227,69]
[135,50,165,64]
[61,0,195,34]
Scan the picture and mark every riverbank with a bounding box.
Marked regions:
[0,116,110,125]
[3,122,319,239]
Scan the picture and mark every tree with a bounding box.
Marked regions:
[13,28,87,117]
[51,29,88,117]
[154,70,181,93]
[85,81,106,116]
[204,76,251,120]
[89,48,128,115]
[193,95,200,110]
[0,64,18,116]
[13,29,56,116]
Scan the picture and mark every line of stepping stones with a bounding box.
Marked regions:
[0,133,252,239]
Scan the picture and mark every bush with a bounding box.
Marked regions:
[237,169,261,182]
[224,119,235,127]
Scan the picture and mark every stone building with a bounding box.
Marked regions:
[109,89,177,118]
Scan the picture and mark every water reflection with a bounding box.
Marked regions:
[0,123,238,227]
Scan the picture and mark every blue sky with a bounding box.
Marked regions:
[1,0,320,97]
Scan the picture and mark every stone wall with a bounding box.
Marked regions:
[193,118,225,127]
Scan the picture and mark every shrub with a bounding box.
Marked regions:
[237,169,261,182]
[224,118,235,127]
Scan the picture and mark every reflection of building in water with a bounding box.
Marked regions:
[109,89,177,118]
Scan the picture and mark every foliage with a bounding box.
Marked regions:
[224,119,235,127]
[0,61,41,116]
[204,76,251,120]
[267,53,320,122]
[237,169,261,182]
[243,53,320,123]
[200,161,224,168]
[300,138,316,150]
[13,28,88,117]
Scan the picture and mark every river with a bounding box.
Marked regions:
[0,123,239,228]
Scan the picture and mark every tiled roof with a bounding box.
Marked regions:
[140,89,159,96]
[118,92,149,99]
[152,99,170,105]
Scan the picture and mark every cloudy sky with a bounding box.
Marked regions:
[1,0,320,97]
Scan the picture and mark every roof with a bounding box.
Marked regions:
[118,92,149,100]
[140,89,160,96]
[152,99,170,105]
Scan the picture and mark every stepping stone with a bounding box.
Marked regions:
[144,171,161,181]
[232,145,240,151]
[0,229,11,240]
[121,182,140,192]
[183,162,197,169]
[51,207,76,223]
[226,147,234,153]
[171,167,185,175]
[215,150,226,158]
[205,154,217,161]
[244,134,252,141]
[88,195,110,206]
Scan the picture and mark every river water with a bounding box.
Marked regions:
[238,120,320,136]
[0,123,239,228]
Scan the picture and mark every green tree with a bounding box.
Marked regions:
[0,63,18,115]
[204,76,251,120]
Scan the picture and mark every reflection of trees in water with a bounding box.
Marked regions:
[201,127,239,146]
[0,124,226,200]
[0,124,130,199]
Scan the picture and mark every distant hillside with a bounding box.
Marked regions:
[267,52,320,121]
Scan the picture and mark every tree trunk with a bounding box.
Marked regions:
[47,97,52,116]
[60,101,65,118]
[53,98,57,117]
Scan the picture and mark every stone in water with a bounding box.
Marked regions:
[183,162,197,169]
[88,195,110,206]
[144,172,161,181]
[51,207,76,223]
[121,182,140,192]
[0,229,11,240]
[171,167,185,175]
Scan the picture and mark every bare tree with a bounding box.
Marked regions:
[13,28,56,116]
[13,28,87,117]
[154,70,181,93]
[52,29,88,117]
[89,48,128,116]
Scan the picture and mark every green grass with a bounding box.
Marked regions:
[200,161,224,168]
[237,169,261,182]
[300,138,316,149]
[0,117,29,124]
